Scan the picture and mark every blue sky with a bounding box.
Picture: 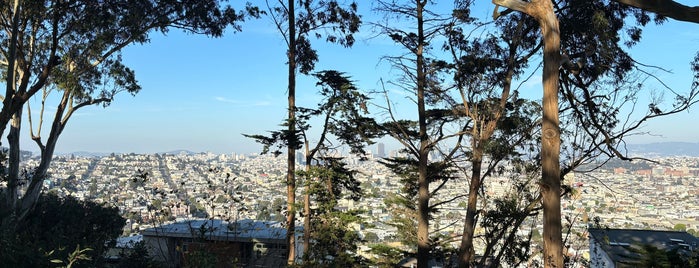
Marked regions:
[22,2,699,154]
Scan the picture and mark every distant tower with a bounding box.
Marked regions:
[296,151,305,165]
[377,143,385,158]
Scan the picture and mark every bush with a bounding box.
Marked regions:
[0,192,126,267]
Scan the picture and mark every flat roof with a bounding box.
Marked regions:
[142,219,302,243]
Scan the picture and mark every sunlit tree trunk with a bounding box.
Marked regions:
[286,0,297,264]
[492,0,562,267]
[540,8,562,266]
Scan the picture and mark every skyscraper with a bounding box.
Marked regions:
[377,143,385,158]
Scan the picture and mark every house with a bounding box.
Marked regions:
[142,219,303,267]
[588,227,699,267]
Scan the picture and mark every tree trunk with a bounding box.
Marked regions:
[3,1,21,211]
[5,110,22,213]
[0,1,21,142]
[540,7,563,266]
[303,148,311,259]
[491,0,562,267]
[458,145,482,267]
[17,90,70,222]
[614,0,699,23]
[286,0,297,264]
[416,1,430,267]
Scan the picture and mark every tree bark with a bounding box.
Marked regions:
[614,0,699,24]
[286,0,297,264]
[303,145,311,259]
[492,0,563,267]
[6,110,22,213]
[0,0,21,141]
[17,90,71,222]
[3,1,22,210]
[458,146,482,268]
[539,7,563,268]
[416,1,430,267]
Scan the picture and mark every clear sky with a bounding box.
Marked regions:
[21,2,699,155]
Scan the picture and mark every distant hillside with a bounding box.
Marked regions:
[0,147,34,160]
[66,151,110,157]
[626,142,699,157]
[56,149,197,157]
[162,149,196,155]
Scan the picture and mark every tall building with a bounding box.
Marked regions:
[377,143,385,158]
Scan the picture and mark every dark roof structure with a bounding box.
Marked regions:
[142,218,300,243]
[588,228,699,266]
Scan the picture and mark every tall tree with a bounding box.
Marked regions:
[443,7,544,266]
[246,70,376,265]
[297,71,375,261]
[0,0,257,224]
[264,1,360,264]
[377,156,458,266]
[373,1,454,266]
[489,1,698,267]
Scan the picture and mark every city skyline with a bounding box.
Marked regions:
[18,2,699,155]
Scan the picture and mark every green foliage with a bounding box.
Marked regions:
[383,191,418,249]
[267,1,361,75]
[368,243,406,268]
[116,241,163,268]
[183,249,218,268]
[0,0,258,110]
[552,0,697,168]
[300,159,367,266]
[0,192,125,267]
[479,192,535,267]
[50,245,92,268]
[304,209,368,267]
[243,128,303,157]
[364,232,380,243]
[246,70,378,159]
[674,223,687,232]
[377,156,457,252]
[306,70,380,157]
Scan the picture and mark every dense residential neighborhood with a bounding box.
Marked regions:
[22,149,699,265]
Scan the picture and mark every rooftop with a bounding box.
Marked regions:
[589,228,699,265]
[142,219,302,243]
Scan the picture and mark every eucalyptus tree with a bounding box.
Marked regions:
[443,7,545,266]
[489,1,563,266]
[485,1,698,267]
[0,0,258,225]
[263,1,360,263]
